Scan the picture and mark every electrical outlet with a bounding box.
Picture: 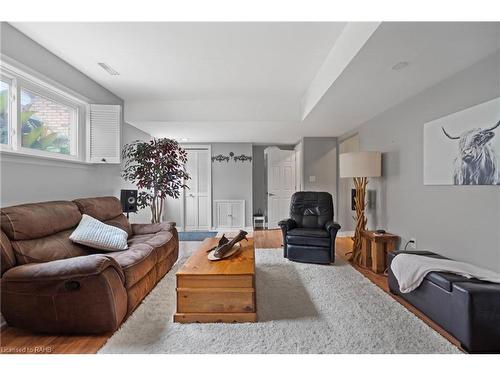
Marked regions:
[409,238,417,249]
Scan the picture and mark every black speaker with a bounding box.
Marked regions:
[121,189,138,213]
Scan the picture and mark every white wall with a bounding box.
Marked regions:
[0,23,152,220]
[1,123,150,209]
[339,52,500,271]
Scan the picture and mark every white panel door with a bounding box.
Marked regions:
[266,147,296,228]
[184,148,211,231]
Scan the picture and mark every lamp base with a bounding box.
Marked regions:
[350,177,368,265]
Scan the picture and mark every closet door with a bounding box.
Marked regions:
[184,148,211,231]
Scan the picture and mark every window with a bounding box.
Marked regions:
[20,89,77,156]
[0,80,10,145]
[0,62,86,162]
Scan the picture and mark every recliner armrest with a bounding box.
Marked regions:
[131,222,176,235]
[3,254,124,283]
[325,221,341,233]
[278,219,296,231]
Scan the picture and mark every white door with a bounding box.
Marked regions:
[266,147,296,228]
[184,147,211,231]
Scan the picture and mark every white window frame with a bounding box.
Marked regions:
[0,60,89,163]
[0,73,14,148]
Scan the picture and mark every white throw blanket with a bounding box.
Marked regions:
[390,254,500,293]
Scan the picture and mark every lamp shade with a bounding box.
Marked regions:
[339,151,381,178]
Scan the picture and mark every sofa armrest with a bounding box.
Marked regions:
[325,220,341,233]
[3,254,124,283]
[278,219,296,258]
[1,255,127,334]
[131,221,176,235]
[278,219,296,231]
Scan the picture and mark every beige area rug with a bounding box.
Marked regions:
[99,249,460,354]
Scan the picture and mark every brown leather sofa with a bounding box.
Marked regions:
[0,196,179,334]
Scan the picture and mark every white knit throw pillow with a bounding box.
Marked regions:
[70,214,128,251]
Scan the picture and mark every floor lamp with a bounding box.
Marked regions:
[339,151,381,265]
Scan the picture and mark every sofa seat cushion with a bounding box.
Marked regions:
[131,222,175,235]
[287,234,330,248]
[287,228,329,238]
[286,228,330,248]
[129,231,174,261]
[425,271,472,292]
[107,244,156,288]
[128,231,173,248]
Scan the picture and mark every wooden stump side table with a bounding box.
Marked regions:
[360,230,399,273]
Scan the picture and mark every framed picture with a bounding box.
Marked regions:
[424,97,500,185]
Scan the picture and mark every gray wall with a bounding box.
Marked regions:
[0,22,151,223]
[212,143,253,227]
[338,134,360,232]
[252,145,267,216]
[339,51,500,272]
[165,142,253,228]
[302,137,338,218]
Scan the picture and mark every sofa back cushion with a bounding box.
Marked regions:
[0,201,86,265]
[290,191,333,229]
[12,229,90,265]
[74,197,132,236]
[1,201,82,241]
[1,230,16,275]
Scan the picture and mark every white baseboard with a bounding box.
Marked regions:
[338,231,354,237]
[213,227,253,233]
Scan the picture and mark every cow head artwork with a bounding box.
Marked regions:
[442,120,500,185]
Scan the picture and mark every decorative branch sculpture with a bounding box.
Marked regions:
[350,177,368,264]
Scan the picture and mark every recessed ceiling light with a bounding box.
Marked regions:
[97,62,120,76]
[392,61,410,71]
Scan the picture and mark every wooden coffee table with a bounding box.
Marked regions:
[173,237,257,323]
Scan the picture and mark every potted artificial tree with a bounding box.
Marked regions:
[122,138,189,223]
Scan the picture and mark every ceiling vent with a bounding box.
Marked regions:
[98,62,120,76]
[391,61,410,71]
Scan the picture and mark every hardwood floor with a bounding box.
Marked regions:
[0,230,461,354]
[253,228,283,248]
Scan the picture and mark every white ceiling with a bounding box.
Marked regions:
[11,22,500,143]
[12,22,346,100]
[303,22,500,136]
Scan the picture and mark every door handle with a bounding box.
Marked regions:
[268,193,275,196]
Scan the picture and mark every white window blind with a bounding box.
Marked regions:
[88,104,121,163]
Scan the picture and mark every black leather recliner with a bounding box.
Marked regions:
[279,192,340,264]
